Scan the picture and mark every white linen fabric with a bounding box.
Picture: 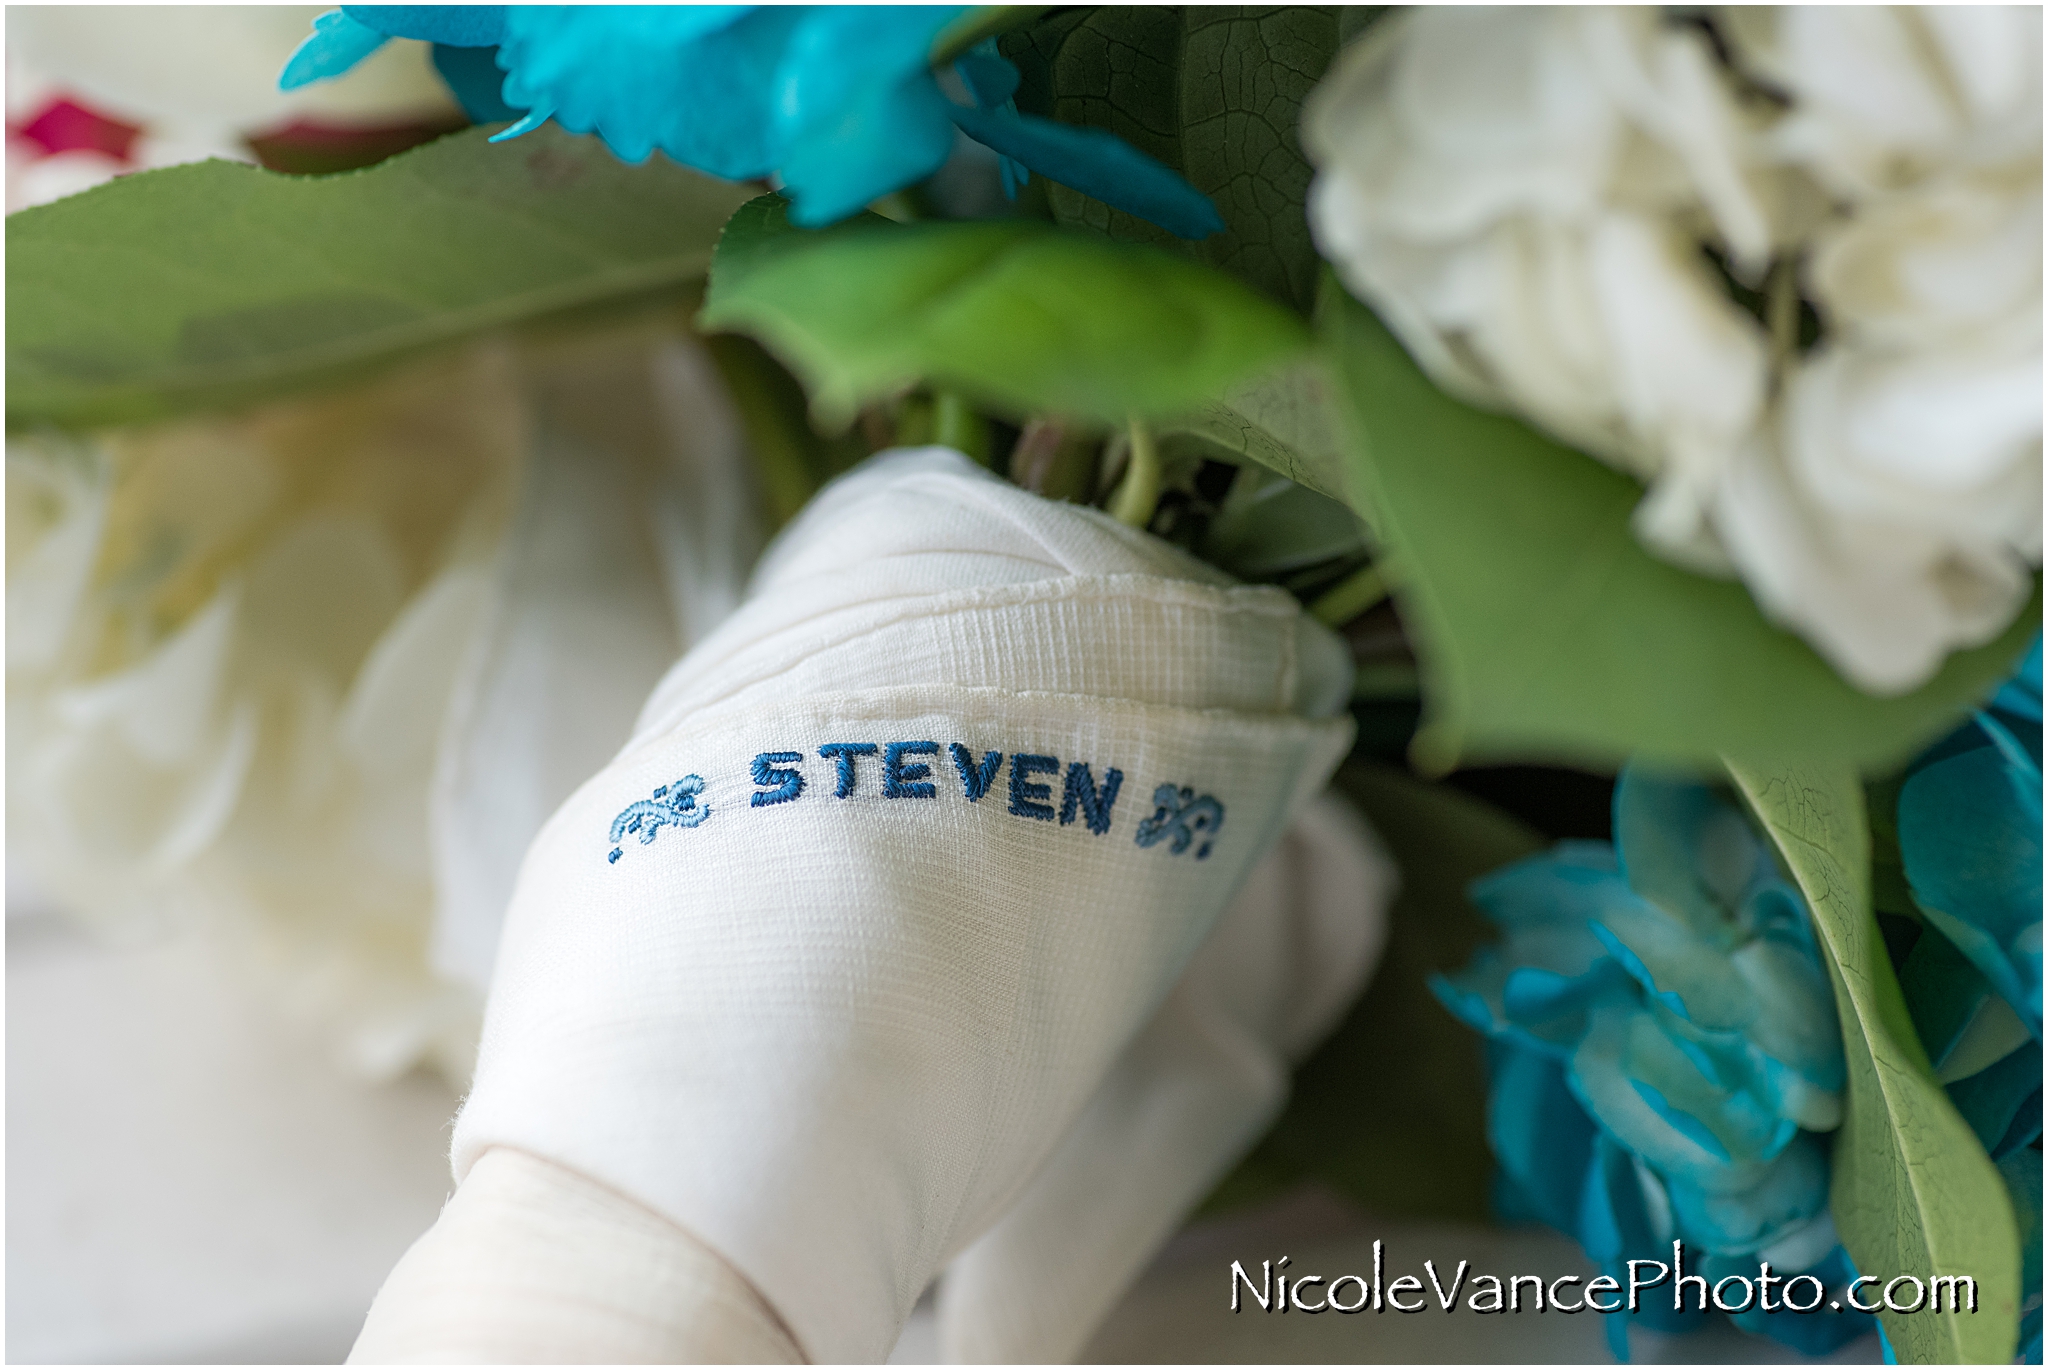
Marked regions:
[451,448,1359,1362]
[937,788,1393,1362]
[351,1148,804,1364]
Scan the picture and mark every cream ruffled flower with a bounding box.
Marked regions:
[1305,5,2041,694]
[7,319,759,1081]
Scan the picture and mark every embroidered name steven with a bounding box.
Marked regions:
[605,742,1226,864]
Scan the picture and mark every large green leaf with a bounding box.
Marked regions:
[1324,285,2043,773]
[1160,355,1351,503]
[1207,762,1539,1220]
[699,194,1309,430]
[7,126,755,430]
[1730,762,2019,1364]
[1003,6,1344,313]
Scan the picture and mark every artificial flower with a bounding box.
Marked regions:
[6,318,760,1082]
[1721,7,2042,200]
[1304,5,2042,696]
[1891,639,2043,1362]
[1435,765,1868,1356]
[1900,637,2042,1039]
[280,5,1225,236]
[1896,638,2042,1154]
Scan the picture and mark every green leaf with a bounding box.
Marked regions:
[1002,6,1343,313]
[1160,355,1352,503]
[1207,762,1541,1221]
[1199,464,1365,580]
[8,126,756,430]
[1729,761,2019,1364]
[1323,284,2043,773]
[699,194,1310,430]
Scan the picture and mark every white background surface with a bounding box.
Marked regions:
[9,905,1881,1364]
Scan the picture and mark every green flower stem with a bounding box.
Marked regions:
[703,334,827,530]
[1310,561,1391,628]
[1351,660,1421,701]
[933,390,991,465]
[894,393,936,447]
[1009,418,1098,502]
[1109,416,1162,528]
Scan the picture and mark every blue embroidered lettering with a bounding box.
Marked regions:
[608,776,710,862]
[882,741,940,799]
[1134,784,1226,859]
[817,742,878,798]
[1059,762,1124,835]
[950,744,1003,802]
[750,752,804,807]
[1008,753,1059,821]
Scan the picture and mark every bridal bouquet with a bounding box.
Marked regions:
[7,6,2038,1362]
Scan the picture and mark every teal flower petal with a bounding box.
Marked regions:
[1486,1044,1598,1232]
[1469,840,1633,930]
[1577,1138,1712,1345]
[772,6,962,138]
[1947,1041,2043,1159]
[285,4,1229,232]
[946,103,1225,240]
[952,41,1030,196]
[431,44,519,124]
[278,9,390,91]
[1707,1244,1874,1353]
[1901,743,2044,1034]
[1431,947,1633,1057]
[1570,1001,1784,1192]
[955,46,1020,106]
[496,6,777,173]
[1589,900,1754,1030]
[1665,1132,1828,1255]
[1613,769,1773,938]
[777,70,959,225]
[341,4,506,46]
[1729,931,1847,1099]
[1902,922,2007,1072]
[1992,637,2043,724]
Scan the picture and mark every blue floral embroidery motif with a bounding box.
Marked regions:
[608,776,710,863]
[1133,784,1225,860]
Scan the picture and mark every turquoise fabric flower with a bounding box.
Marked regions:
[281,6,1225,237]
[1899,637,2042,1040]
[1436,767,1869,1357]
[1896,638,2042,1362]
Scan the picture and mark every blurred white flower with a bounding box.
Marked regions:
[6,5,461,211]
[1725,6,2041,198]
[1304,7,1775,572]
[1305,5,2042,694]
[7,320,760,1081]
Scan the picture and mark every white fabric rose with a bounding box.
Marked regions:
[1726,6,2042,198]
[1305,8,1773,571]
[1306,5,2042,695]
[6,319,760,1080]
[1728,5,2043,690]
